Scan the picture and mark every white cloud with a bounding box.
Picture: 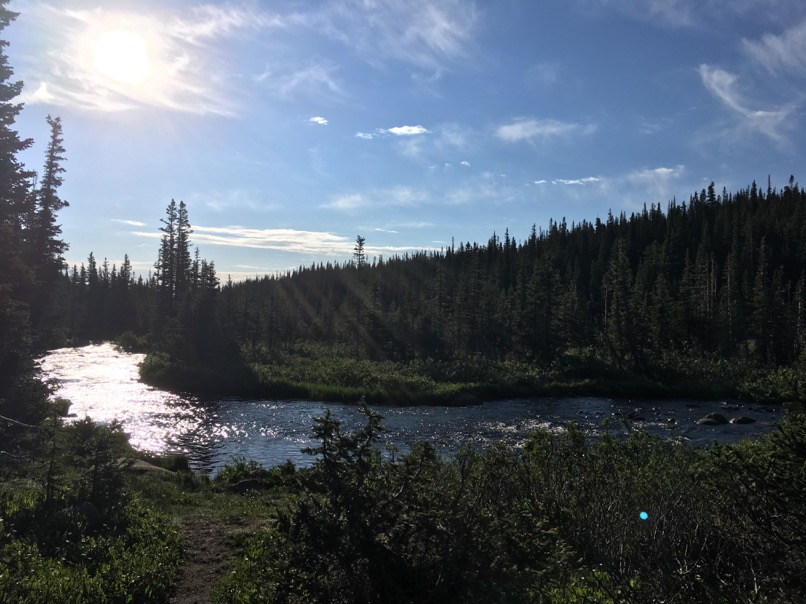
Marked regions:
[552,177,602,185]
[534,179,547,185]
[699,64,793,142]
[309,116,328,125]
[495,118,596,143]
[388,125,431,136]
[742,17,806,75]
[112,218,147,227]
[134,225,354,255]
[135,224,434,259]
[355,132,375,140]
[461,160,470,167]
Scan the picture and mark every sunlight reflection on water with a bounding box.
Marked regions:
[39,343,784,476]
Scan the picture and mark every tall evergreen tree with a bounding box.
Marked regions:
[0,3,50,431]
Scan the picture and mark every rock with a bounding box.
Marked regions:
[122,458,176,477]
[232,479,265,494]
[730,416,756,424]
[246,468,273,481]
[697,413,728,425]
[626,410,645,421]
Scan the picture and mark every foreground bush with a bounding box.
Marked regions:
[218,410,806,603]
[0,419,182,603]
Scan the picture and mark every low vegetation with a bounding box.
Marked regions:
[140,338,804,405]
[3,405,804,602]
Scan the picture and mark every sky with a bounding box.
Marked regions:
[7,0,806,280]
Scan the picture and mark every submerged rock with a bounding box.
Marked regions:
[730,416,756,424]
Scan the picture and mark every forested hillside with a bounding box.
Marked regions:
[48,177,806,402]
[219,179,806,367]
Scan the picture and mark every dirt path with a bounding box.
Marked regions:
[170,514,266,604]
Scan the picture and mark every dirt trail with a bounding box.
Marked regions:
[171,514,265,604]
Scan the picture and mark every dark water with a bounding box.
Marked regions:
[39,343,783,475]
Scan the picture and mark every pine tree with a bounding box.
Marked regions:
[0,3,50,430]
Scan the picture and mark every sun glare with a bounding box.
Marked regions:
[92,30,151,86]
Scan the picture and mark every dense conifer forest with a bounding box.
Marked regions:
[41,174,806,403]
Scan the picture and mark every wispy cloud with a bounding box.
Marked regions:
[309,116,328,125]
[188,189,280,213]
[742,17,806,75]
[586,0,802,29]
[133,225,353,255]
[275,62,345,101]
[618,165,687,207]
[134,224,432,257]
[552,177,602,185]
[323,186,429,212]
[592,0,695,27]
[171,5,285,42]
[495,118,596,143]
[112,218,147,227]
[319,0,478,71]
[18,3,284,115]
[698,64,793,142]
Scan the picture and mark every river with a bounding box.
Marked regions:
[38,343,783,475]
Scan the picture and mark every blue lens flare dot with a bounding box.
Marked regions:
[639,511,649,521]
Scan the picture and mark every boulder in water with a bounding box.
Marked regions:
[730,416,756,424]
[697,413,728,425]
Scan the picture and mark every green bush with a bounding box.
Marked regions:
[218,412,806,603]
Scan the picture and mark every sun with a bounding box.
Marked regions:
[92,30,151,86]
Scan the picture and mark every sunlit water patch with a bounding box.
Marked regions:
[39,343,784,475]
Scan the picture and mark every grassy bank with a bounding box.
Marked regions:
[139,342,805,405]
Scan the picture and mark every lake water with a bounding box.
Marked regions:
[38,343,783,475]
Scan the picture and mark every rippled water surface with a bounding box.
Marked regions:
[39,343,784,475]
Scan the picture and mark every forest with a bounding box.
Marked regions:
[40,175,806,405]
[1,2,805,601]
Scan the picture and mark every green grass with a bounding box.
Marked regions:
[140,340,806,405]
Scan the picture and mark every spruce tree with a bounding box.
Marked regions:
[0,3,50,431]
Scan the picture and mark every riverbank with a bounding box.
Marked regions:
[138,340,805,407]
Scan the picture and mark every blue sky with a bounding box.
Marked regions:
[8,0,806,280]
